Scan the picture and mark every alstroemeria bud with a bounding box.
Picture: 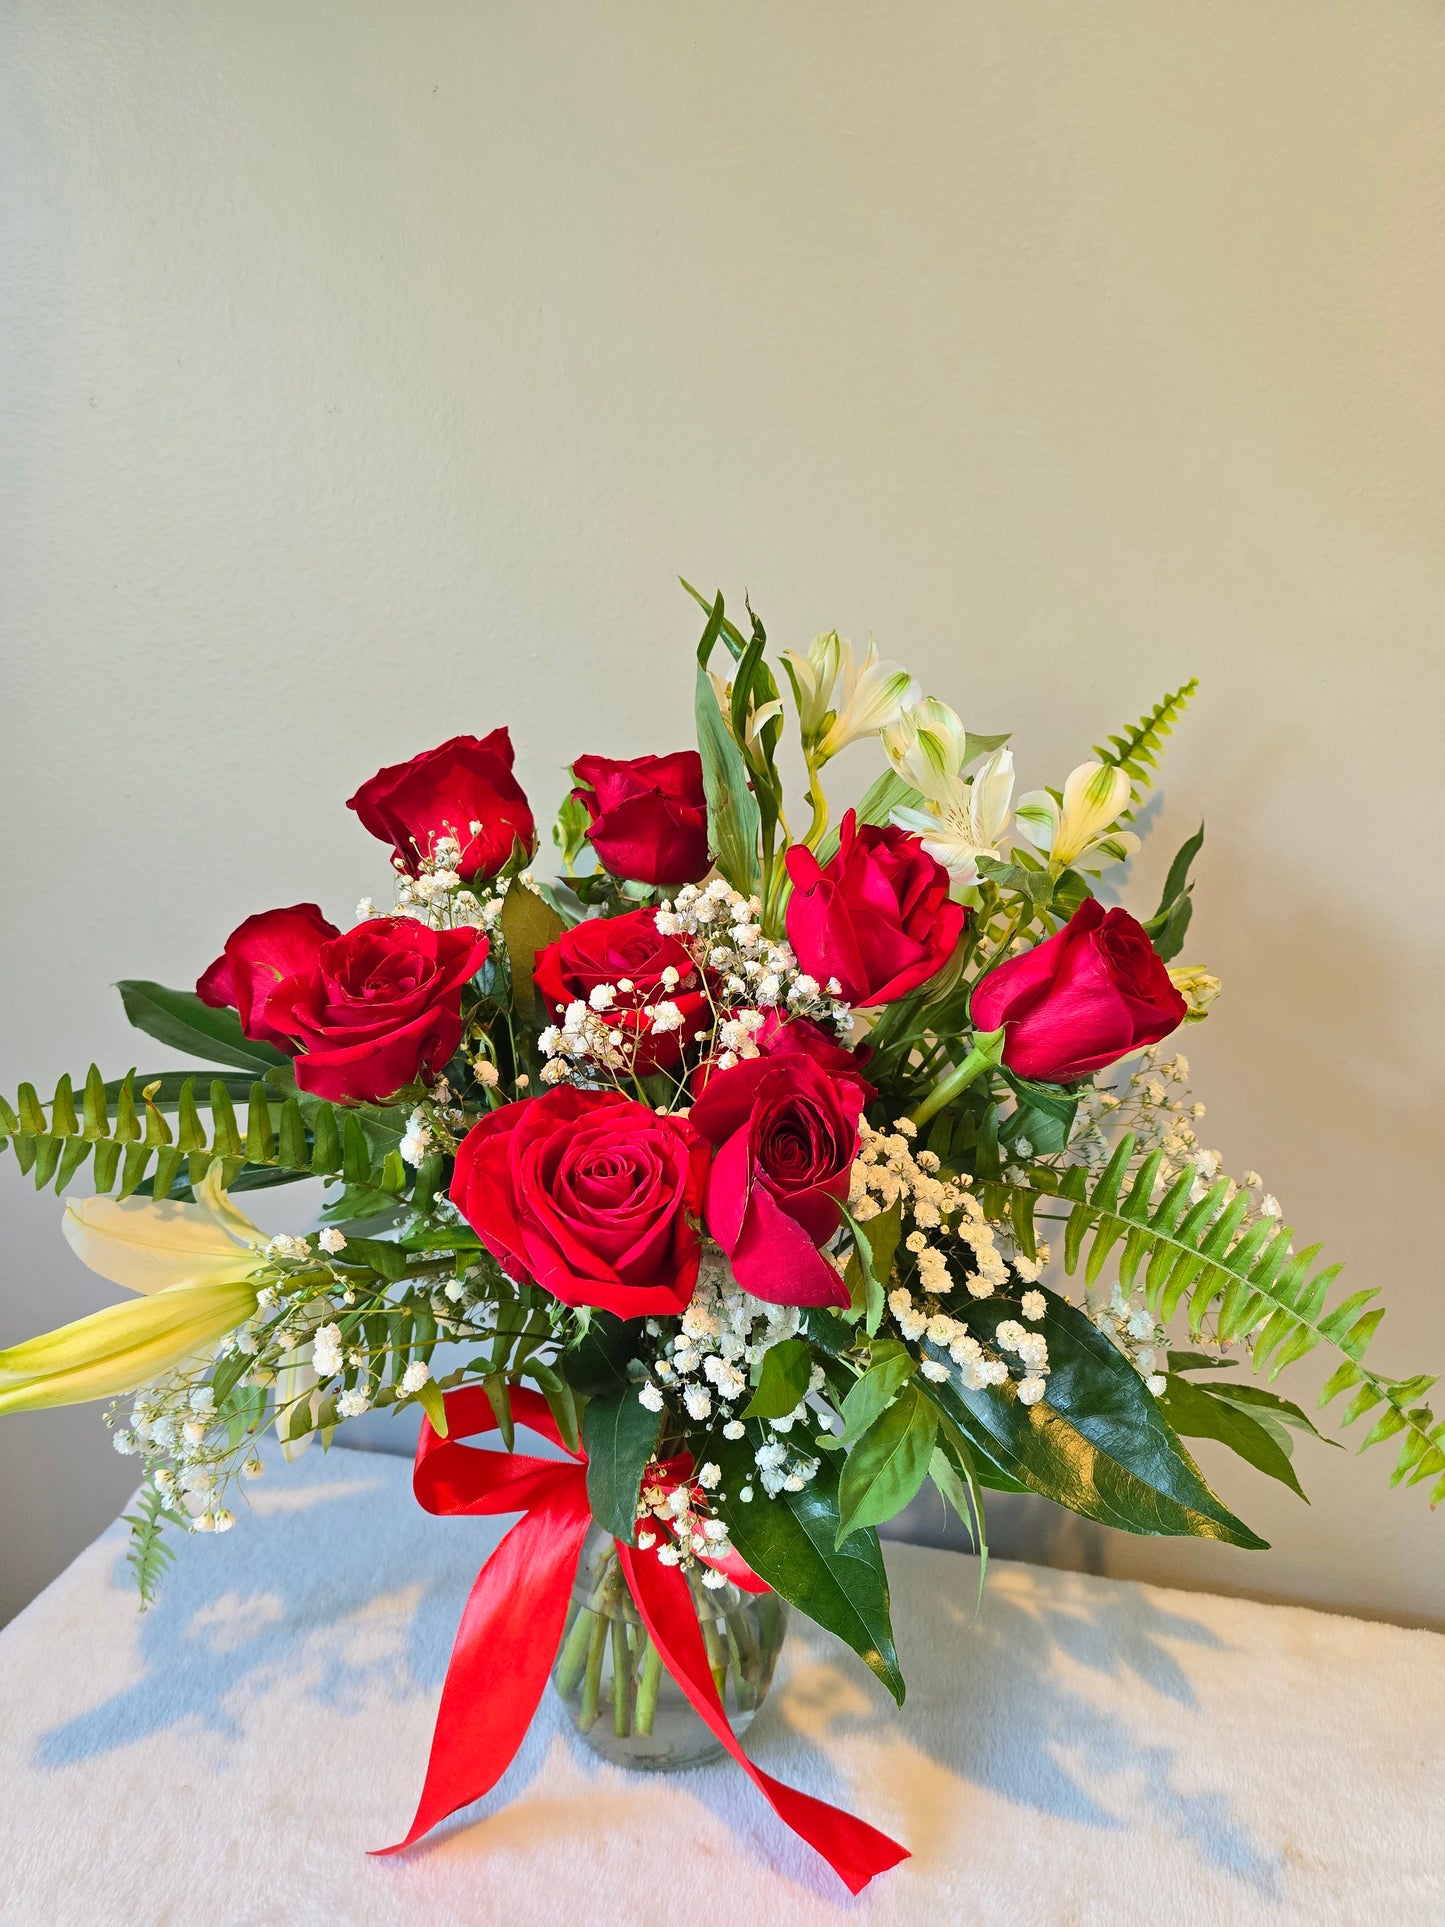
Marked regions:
[1169,964,1222,1022]
[1015,760,1138,872]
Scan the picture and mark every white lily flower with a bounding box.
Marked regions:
[892,746,1015,889]
[0,1278,262,1414]
[1015,760,1139,871]
[62,1164,267,1297]
[784,633,919,760]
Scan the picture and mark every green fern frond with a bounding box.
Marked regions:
[122,1480,184,1609]
[1007,1140,1444,1505]
[1093,677,1199,819]
[0,1068,399,1200]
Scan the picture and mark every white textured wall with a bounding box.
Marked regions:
[2,3,1442,1628]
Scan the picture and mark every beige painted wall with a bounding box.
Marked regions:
[2,3,1442,1629]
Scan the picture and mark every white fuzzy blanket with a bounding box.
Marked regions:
[0,1441,1440,1926]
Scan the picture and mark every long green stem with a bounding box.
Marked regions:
[578,1609,609,1731]
[700,1609,728,1703]
[611,1617,633,1737]
[634,1639,663,1735]
[555,1603,596,1699]
[909,1028,1007,1129]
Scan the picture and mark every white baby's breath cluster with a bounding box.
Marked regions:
[634,1244,824,1501]
[634,1462,736,1589]
[108,1236,491,1536]
[850,1117,1019,1298]
[656,878,852,1044]
[362,832,511,937]
[851,1117,1052,1401]
[538,876,852,1093]
[399,1079,475,1181]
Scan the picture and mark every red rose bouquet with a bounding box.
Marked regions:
[0,586,1435,1891]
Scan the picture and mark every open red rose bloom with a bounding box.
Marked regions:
[15,586,1401,1904]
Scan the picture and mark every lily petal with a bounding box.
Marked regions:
[0,1279,262,1414]
[63,1192,263,1296]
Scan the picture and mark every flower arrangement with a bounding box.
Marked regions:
[1,584,1438,1888]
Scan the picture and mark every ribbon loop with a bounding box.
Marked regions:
[375,1386,908,1890]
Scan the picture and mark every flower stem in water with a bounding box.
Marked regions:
[635,1639,663,1736]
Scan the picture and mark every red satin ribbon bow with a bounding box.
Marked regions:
[373,1385,908,1894]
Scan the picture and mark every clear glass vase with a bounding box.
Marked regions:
[551,1523,789,1771]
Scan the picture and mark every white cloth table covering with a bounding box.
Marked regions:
[0,1441,1440,1925]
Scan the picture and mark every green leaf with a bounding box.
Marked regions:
[116,981,289,1073]
[335,1236,408,1282]
[526,1359,581,1454]
[742,1337,814,1420]
[560,1312,645,1398]
[581,1385,661,1543]
[415,1376,450,1437]
[1167,1350,1237,1374]
[714,1432,905,1704]
[693,593,762,893]
[500,881,566,1022]
[839,1349,916,1443]
[1158,1376,1307,1500]
[1189,1379,1337,1446]
[837,1382,937,1545]
[998,1072,1080,1157]
[921,1290,1267,1547]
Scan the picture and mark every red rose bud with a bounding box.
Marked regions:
[347,729,535,881]
[450,1086,710,1320]
[688,1043,873,1308]
[533,907,710,1073]
[570,751,710,887]
[197,902,341,1051]
[202,912,488,1104]
[784,811,966,1007]
[970,898,1189,1084]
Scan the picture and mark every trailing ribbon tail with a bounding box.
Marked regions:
[374,1385,909,1892]
[619,1544,909,1895]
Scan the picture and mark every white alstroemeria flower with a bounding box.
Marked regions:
[784,634,919,760]
[708,670,784,762]
[892,746,1016,889]
[882,697,971,804]
[1014,760,1140,872]
[780,631,845,742]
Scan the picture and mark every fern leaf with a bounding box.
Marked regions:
[1094,677,1199,819]
[1005,1159,1443,1504]
[122,1481,183,1610]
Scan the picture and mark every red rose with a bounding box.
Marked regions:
[571,751,709,886]
[533,908,710,1073]
[199,911,488,1104]
[970,898,1188,1083]
[197,902,340,1052]
[450,1086,710,1320]
[784,812,966,1007]
[347,729,535,881]
[688,1037,874,1308]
